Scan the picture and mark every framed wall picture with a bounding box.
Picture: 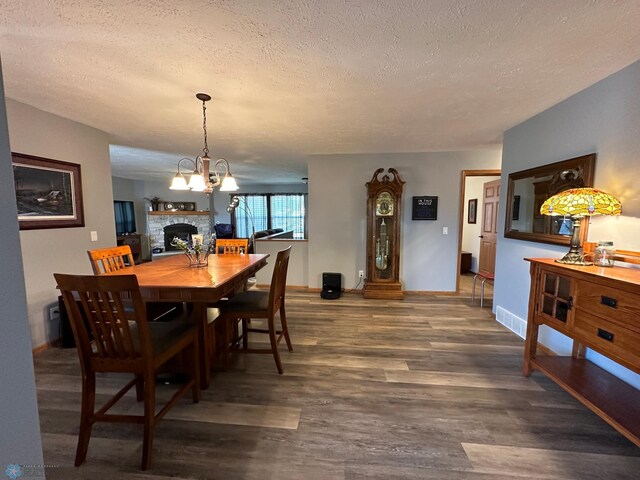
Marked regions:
[12,153,85,230]
[468,198,478,224]
[412,196,438,220]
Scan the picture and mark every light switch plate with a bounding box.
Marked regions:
[442,227,448,235]
[90,231,98,242]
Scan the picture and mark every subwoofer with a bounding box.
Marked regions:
[321,272,342,300]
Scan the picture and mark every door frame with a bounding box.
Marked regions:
[456,169,501,293]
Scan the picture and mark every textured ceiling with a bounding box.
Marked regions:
[1,1,640,184]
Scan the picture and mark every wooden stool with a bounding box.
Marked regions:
[472,271,494,308]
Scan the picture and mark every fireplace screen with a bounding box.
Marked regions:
[164,223,198,251]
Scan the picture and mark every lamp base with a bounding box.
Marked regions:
[553,216,593,266]
[555,251,593,266]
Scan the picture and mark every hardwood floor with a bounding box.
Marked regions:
[35,284,639,479]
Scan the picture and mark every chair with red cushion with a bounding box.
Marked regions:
[472,270,495,308]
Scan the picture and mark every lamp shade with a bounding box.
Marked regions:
[219,174,239,192]
[187,172,206,191]
[540,187,622,217]
[170,173,189,190]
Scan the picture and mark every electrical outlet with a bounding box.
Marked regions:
[358,270,364,278]
[49,306,60,320]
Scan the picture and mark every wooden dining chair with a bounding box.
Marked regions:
[214,246,293,373]
[88,245,181,321]
[88,245,135,273]
[55,273,200,470]
[216,238,249,254]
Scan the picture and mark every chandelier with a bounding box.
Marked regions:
[170,93,238,194]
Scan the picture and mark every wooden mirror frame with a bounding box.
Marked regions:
[504,154,596,246]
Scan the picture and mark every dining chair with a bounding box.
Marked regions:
[214,245,292,373]
[88,245,182,321]
[54,273,200,470]
[216,238,249,254]
[88,245,135,273]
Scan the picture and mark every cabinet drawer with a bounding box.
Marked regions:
[573,311,640,366]
[575,280,640,332]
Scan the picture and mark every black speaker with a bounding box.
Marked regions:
[59,295,95,348]
[58,295,76,348]
[321,272,342,300]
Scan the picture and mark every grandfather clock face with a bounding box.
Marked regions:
[376,192,394,216]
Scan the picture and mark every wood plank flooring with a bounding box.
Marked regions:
[34,278,639,479]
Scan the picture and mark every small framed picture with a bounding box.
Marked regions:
[512,195,521,221]
[468,199,478,224]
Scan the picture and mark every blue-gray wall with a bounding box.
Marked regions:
[494,59,640,388]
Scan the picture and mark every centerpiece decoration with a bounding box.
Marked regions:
[171,234,215,267]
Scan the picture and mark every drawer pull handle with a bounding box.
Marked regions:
[600,296,617,308]
[597,328,615,342]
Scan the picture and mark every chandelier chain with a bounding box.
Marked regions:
[202,99,209,157]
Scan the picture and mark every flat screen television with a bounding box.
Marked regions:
[114,200,136,235]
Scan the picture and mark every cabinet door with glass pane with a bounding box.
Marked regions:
[537,270,574,327]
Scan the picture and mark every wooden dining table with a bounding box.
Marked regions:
[104,252,269,388]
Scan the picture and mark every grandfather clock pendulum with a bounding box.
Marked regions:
[363,168,404,300]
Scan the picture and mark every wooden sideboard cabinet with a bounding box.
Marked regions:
[117,234,142,264]
[524,258,640,447]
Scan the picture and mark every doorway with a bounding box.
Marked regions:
[456,170,501,294]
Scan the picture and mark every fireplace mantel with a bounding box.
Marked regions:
[148,211,209,216]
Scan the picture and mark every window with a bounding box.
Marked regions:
[113,200,136,235]
[231,193,307,239]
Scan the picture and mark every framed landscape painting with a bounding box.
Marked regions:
[12,153,85,230]
[468,198,477,224]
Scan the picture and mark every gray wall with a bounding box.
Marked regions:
[0,58,44,467]
[308,151,502,291]
[494,59,640,388]
[7,99,115,347]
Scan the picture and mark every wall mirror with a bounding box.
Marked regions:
[504,154,596,246]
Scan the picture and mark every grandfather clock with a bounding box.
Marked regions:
[363,168,404,300]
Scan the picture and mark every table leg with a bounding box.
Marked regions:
[191,303,211,389]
